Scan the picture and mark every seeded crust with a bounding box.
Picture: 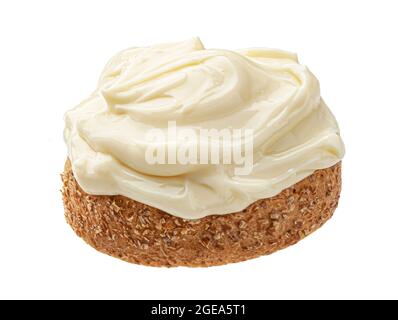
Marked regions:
[62,160,341,267]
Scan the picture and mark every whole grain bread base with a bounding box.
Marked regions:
[62,160,342,267]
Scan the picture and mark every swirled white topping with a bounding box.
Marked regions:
[64,37,344,219]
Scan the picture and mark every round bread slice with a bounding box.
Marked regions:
[62,160,341,267]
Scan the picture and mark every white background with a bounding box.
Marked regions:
[0,0,397,300]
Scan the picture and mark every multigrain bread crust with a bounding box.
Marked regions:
[62,160,342,267]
